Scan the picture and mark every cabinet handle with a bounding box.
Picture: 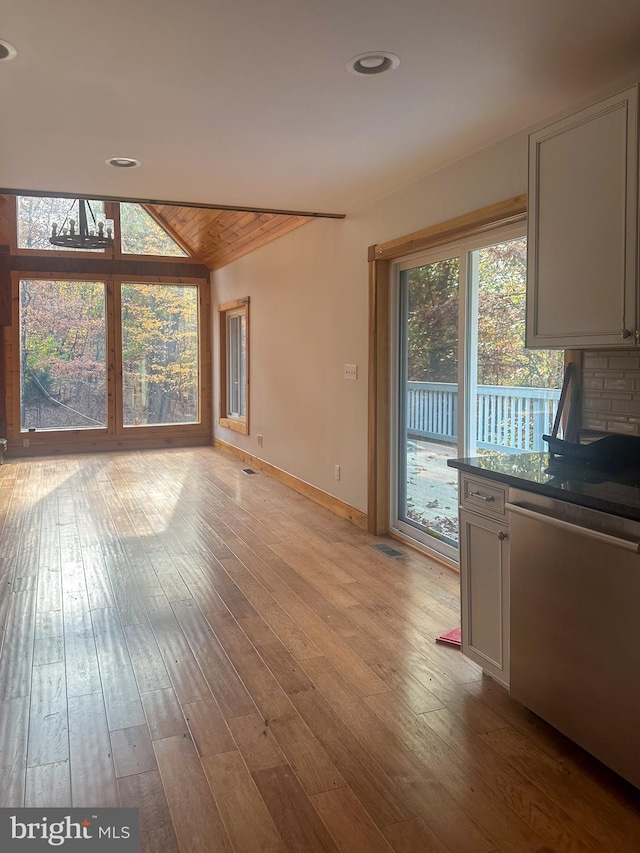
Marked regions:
[497,531,507,541]
[468,490,494,502]
[620,328,632,339]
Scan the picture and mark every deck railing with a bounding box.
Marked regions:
[406,381,561,452]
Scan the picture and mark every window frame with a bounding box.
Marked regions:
[10,271,211,448]
[113,203,194,262]
[11,196,194,263]
[391,242,466,562]
[218,297,249,435]
[16,274,112,438]
[11,197,118,260]
[119,279,203,430]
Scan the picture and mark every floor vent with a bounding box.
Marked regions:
[242,468,257,475]
[370,543,404,558]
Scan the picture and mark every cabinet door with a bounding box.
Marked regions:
[527,86,638,348]
[459,508,509,686]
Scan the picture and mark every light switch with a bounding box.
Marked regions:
[344,363,358,380]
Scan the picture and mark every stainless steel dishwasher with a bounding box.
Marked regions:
[506,488,640,789]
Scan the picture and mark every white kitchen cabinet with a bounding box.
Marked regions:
[527,85,638,349]
[458,475,510,687]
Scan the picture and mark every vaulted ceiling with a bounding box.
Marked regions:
[144,205,313,270]
[0,192,315,271]
[3,1,640,217]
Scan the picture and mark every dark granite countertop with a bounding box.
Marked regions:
[447,451,640,521]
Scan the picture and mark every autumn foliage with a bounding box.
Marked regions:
[20,279,199,430]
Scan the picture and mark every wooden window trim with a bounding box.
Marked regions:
[368,194,527,263]
[9,195,116,260]
[218,297,249,436]
[118,278,210,436]
[367,194,527,535]
[8,271,211,450]
[8,195,198,263]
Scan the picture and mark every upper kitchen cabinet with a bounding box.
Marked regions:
[527,86,638,348]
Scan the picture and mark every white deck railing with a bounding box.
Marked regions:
[406,381,561,452]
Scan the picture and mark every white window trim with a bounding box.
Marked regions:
[390,222,528,561]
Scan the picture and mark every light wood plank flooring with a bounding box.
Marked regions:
[1,447,639,852]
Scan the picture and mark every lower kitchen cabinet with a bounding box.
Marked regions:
[459,507,510,687]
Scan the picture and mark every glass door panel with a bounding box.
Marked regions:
[469,237,563,455]
[398,257,460,550]
[19,279,107,430]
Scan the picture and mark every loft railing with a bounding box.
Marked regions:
[406,381,561,452]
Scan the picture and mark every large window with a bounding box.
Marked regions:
[218,298,249,434]
[17,275,208,439]
[121,283,199,426]
[8,193,209,451]
[20,279,107,429]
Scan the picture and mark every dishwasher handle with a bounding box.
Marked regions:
[505,501,640,554]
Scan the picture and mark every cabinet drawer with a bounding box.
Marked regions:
[461,475,506,518]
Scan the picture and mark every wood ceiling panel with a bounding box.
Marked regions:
[208,217,309,269]
[146,205,313,271]
[177,211,212,240]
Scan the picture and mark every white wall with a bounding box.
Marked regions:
[213,129,529,512]
[213,129,528,511]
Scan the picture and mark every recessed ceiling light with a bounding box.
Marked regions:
[0,39,17,61]
[106,157,141,169]
[347,51,400,76]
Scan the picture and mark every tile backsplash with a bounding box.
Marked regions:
[582,350,640,435]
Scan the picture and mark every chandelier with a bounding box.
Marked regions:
[50,198,114,249]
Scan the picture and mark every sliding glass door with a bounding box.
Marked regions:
[393,226,562,559]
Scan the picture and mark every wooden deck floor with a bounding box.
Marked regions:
[1,447,639,852]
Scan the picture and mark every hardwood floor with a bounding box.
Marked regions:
[1,447,639,852]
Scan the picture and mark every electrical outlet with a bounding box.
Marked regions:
[344,363,358,381]
[334,464,341,481]
[257,434,263,448]
[22,438,29,447]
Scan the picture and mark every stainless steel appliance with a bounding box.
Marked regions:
[507,488,640,789]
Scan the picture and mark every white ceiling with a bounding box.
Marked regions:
[2,0,640,214]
